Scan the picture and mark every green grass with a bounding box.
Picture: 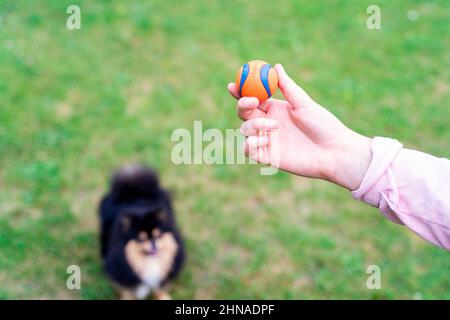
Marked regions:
[0,0,449,299]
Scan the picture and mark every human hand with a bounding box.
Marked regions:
[228,64,372,190]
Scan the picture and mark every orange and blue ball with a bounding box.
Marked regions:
[235,60,278,102]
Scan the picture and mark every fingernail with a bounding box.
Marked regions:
[238,97,249,108]
[245,98,255,107]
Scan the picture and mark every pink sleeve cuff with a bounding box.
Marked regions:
[351,137,450,250]
[351,137,403,224]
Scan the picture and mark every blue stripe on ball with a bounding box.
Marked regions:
[239,63,250,96]
[260,64,272,97]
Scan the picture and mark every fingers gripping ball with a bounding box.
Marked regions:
[235,60,278,102]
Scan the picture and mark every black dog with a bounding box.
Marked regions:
[99,166,184,299]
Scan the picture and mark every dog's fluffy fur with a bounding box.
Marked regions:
[99,166,184,299]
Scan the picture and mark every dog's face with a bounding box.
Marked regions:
[118,205,179,280]
[119,205,173,252]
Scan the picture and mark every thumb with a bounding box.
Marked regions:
[275,64,315,109]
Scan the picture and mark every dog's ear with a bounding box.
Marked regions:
[121,216,131,232]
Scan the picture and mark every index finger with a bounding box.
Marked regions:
[237,96,265,120]
[227,82,240,99]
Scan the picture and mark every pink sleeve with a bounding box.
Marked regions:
[352,137,450,250]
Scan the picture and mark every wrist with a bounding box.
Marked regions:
[326,131,372,191]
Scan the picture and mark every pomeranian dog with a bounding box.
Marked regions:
[99,165,185,300]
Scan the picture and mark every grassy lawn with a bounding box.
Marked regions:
[0,0,449,299]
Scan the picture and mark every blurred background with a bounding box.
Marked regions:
[0,0,449,299]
